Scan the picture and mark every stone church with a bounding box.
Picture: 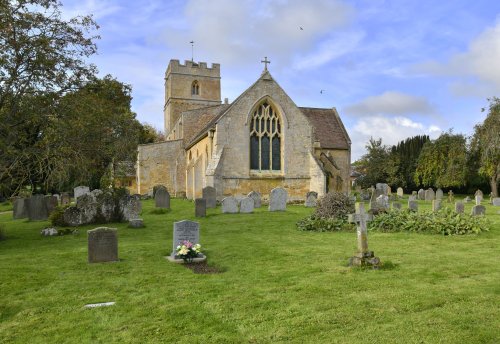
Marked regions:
[136,59,351,201]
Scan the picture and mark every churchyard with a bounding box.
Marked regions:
[0,194,499,343]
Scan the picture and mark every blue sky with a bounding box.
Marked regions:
[60,0,500,160]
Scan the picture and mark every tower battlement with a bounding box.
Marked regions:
[166,60,220,78]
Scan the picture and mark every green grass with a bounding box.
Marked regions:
[0,201,13,212]
[0,198,499,343]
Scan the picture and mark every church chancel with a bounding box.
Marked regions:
[137,58,351,201]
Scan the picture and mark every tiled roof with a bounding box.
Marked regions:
[300,107,350,150]
[181,104,230,147]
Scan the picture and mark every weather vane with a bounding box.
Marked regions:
[190,41,194,62]
[261,56,271,71]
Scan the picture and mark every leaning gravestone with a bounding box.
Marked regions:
[396,187,404,198]
[408,200,418,212]
[154,187,170,209]
[418,189,425,200]
[87,227,118,263]
[269,187,287,211]
[27,195,49,221]
[425,188,435,201]
[202,186,217,208]
[239,197,254,213]
[195,198,206,217]
[247,191,261,208]
[455,202,464,214]
[471,205,486,216]
[74,186,90,200]
[432,199,441,212]
[305,191,318,207]
[222,196,238,214]
[13,198,28,219]
[493,198,500,206]
[436,188,443,200]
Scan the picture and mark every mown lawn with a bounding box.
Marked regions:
[0,198,499,343]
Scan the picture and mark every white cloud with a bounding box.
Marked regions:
[344,91,434,117]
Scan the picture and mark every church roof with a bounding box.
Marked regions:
[300,107,351,150]
[183,104,230,147]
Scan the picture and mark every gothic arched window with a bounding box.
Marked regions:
[191,80,199,95]
[250,101,281,171]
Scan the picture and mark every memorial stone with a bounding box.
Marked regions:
[436,188,443,200]
[13,198,28,219]
[269,187,287,211]
[408,200,418,212]
[87,227,118,263]
[448,190,454,203]
[376,183,389,195]
[305,191,318,207]
[455,202,464,214]
[475,195,482,205]
[471,205,486,216]
[120,194,142,220]
[27,195,49,221]
[128,219,144,228]
[348,203,380,268]
[74,186,90,200]
[474,189,483,202]
[222,196,239,214]
[202,186,217,208]
[391,202,402,210]
[61,192,71,205]
[425,188,435,201]
[45,195,58,215]
[396,187,404,198]
[375,195,389,211]
[493,198,500,206]
[408,194,417,201]
[418,189,425,200]
[154,188,170,209]
[171,220,200,256]
[464,196,471,203]
[239,197,254,213]
[432,199,441,212]
[195,198,206,217]
[247,191,262,208]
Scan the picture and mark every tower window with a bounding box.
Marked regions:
[250,101,281,171]
[191,80,200,95]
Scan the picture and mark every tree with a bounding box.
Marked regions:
[471,97,500,197]
[140,123,165,144]
[389,135,430,190]
[354,138,391,188]
[414,131,468,188]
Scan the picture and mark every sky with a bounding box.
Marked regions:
[59,0,500,160]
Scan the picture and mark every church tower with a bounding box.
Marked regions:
[164,60,221,135]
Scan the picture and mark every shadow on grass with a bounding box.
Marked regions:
[349,260,399,272]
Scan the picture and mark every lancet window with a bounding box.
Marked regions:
[250,101,281,171]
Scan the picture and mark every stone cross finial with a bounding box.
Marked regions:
[261,56,271,71]
[347,202,380,268]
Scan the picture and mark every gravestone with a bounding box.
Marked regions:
[408,200,418,212]
[375,195,389,211]
[376,183,389,196]
[269,187,287,211]
[87,227,118,263]
[222,196,238,214]
[455,202,464,214]
[305,191,318,207]
[247,191,262,208]
[128,219,144,228]
[360,189,371,201]
[13,198,28,219]
[202,186,217,208]
[369,188,384,211]
[391,202,402,210]
[408,194,417,201]
[53,194,60,204]
[154,187,170,209]
[448,190,454,203]
[239,197,254,213]
[464,196,471,203]
[436,188,443,200]
[120,194,142,220]
[45,195,58,216]
[61,192,71,205]
[27,195,49,221]
[418,189,425,200]
[471,205,486,216]
[493,198,500,206]
[475,195,482,205]
[432,199,441,212]
[171,220,199,256]
[425,188,435,201]
[474,189,483,202]
[396,187,404,198]
[347,203,380,268]
[74,186,90,200]
[76,193,97,224]
[195,198,206,217]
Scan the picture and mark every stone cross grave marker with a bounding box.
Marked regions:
[171,220,199,257]
[239,196,254,213]
[155,187,170,209]
[247,191,261,208]
[269,187,287,211]
[305,191,318,207]
[222,196,239,213]
[88,227,118,263]
[195,198,206,217]
[347,202,380,268]
[448,190,454,203]
[202,186,217,208]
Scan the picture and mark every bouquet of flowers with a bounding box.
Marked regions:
[175,240,202,263]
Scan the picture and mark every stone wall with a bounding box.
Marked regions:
[318,148,351,193]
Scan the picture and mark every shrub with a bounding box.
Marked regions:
[369,208,489,235]
[49,205,70,226]
[314,191,355,220]
[297,216,355,232]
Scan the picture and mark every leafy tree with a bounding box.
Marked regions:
[140,123,165,144]
[389,135,430,190]
[414,131,468,188]
[471,97,500,197]
[354,138,391,188]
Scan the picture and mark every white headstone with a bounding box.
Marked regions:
[396,187,404,198]
[221,196,238,213]
[247,191,261,208]
[239,197,254,213]
[269,187,287,211]
[436,188,443,200]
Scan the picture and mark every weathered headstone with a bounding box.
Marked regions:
[347,203,380,268]
[474,189,483,202]
[432,199,441,212]
[120,194,142,220]
[269,187,287,211]
[13,198,28,219]
[436,188,443,200]
[76,193,97,224]
[222,196,239,214]
[418,189,425,200]
[45,195,58,216]
[305,191,318,207]
[375,194,389,211]
[493,198,500,206]
[471,205,486,216]
[87,227,118,263]
[408,194,417,201]
[202,186,217,208]
[171,220,199,256]
[464,196,471,203]
[376,183,389,196]
[247,191,262,208]
[128,218,144,228]
[61,192,71,206]
[448,190,454,203]
[154,187,170,209]
[27,195,49,221]
[475,195,482,205]
[240,196,254,213]
[408,200,418,212]
[396,187,404,198]
[391,202,402,210]
[195,198,206,217]
[455,202,464,214]
[74,186,90,200]
[425,188,435,201]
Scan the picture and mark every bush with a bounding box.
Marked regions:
[297,216,355,232]
[369,208,489,235]
[49,205,70,226]
[314,191,355,220]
